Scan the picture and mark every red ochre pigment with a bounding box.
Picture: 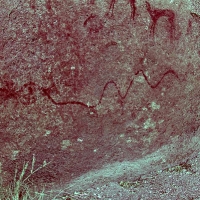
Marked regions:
[0,0,199,187]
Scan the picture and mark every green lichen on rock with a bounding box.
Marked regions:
[143,118,156,129]
[150,101,160,111]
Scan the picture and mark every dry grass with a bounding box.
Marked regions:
[0,154,51,200]
[0,154,84,200]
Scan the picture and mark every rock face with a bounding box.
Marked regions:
[0,0,199,188]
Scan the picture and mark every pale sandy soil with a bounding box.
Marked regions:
[44,132,200,200]
[73,154,200,200]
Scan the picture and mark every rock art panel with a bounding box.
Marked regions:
[0,0,199,188]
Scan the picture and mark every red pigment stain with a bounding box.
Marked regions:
[145,1,176,41]
[107,0,136,20]
[46,0,52,11]
[0,69,179,112]
[88,0,95,5]
[83,13,104,34]
[30,0,36,9]
[1,0,199,189]
[0,0,182,112]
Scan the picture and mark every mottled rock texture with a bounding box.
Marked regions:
[0,0,199,189]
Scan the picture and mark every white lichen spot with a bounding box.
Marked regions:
[61,140,72,150]
[145,71,150,78]
[134,75,145,83]
[150,101,160,111]
[93,149,98,152]
[96,104,101,110]
[47,66,51,73]
[161,87,166,96]
[126,138,132,143]
[142,107,148,111]
[134,124,140,129]
[143,118,155,129]
[158,119,164,124]
[44,130,51,136]
[77,138,83,142]
[71,66,75,70]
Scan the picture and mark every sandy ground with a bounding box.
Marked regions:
[44,132,200,200]
[72,154,200,200]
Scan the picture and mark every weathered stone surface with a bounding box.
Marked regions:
[0,0,199,189]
